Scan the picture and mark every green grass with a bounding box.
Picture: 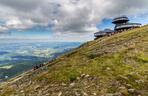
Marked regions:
[32,26,148,95]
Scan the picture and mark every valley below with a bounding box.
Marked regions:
[0,40,81,81]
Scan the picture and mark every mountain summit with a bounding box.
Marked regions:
[0,25,148,96]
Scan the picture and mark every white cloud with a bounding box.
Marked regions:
[5,18,37,29]
[0,25,8,32]
[0,0,147,34]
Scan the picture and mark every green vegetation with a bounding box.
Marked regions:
[0,25,148,96]
[0,60,46,81]
[0,65,13,69]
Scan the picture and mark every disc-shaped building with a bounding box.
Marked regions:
[113,16,141,31]
[94,16,141,38]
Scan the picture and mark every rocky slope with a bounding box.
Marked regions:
[0,25,148,96]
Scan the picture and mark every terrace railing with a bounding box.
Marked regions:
[116,23,141,29]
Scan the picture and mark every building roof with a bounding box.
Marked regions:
[103,29,114,33]
[94,29,114,37]
[112,16,129,24]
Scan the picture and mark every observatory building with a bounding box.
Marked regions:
[94,16,141,38]
[112,16,141,31]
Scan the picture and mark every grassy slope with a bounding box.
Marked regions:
[0,25,148,96]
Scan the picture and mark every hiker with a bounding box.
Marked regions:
[36,65,39,69]
[33,66,36,71]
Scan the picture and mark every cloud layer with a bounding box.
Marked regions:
[0,0,148,34]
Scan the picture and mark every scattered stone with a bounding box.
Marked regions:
[76,77,80,80]
[44,85,49,90]
[128,89,135,94]
[92,92,97,95]
[106,67,111,71]
[105,93,114,96]
[38,90,42,95]
[45,93,50,96]
[119,86,129,95]
[81,74,86,78]
[58,92,62,96]
[126,84,132,89]
[83,92,88,96]
[34,85,40,90]
[114,92,121,96]
[83,81,88,85]
[61,83,66,86]
[70,82,75,87]
[137,95,142,96]
[135,80,144,84]
[119,86,126,90]
[20,90,24,93]
[28,81,32,85]
[85,74,90,78]
[75,92,81,96]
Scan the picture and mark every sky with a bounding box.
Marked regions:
[0,0,148,42]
